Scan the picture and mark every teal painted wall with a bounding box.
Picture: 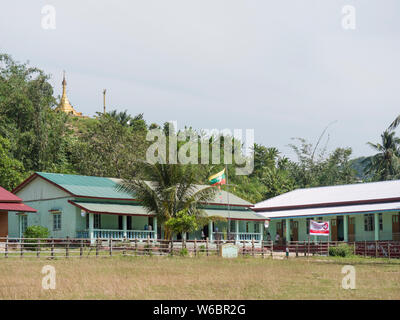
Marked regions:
[266,212,400,242]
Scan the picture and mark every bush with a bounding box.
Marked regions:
[329,244,353,257]
[23,225,50,250]
[179,248,189,257]
[23,225,50,239]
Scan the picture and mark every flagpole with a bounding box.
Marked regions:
[226,164,231,241]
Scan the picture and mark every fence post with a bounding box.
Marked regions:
[364,240,367,257]
[51,238,54,259]
[242,240,245,257]
[251,238,255,257]
[80,239,83,258]
[37,239,40,258]
[271,240,273,258]
[194,239,197,257]
[388,242,391,260]
[96,239,99,257]
[327,241,330,256]
[375,240,378,258]
[123,237,126,256]
[135,238,138,256]
[205,237,209,257]
[353,242,356,255]
[304,240,306,257]
[147,236,150,255]
[20,236,24,258]
[109,237,113,257]
[5,236,8,258]
[295,242,298,257]
[170,239,174,256]
[66,236,70,258]
[308,237,310,257]
[262,240,265,259]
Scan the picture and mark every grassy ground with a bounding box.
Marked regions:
[0,256,399,299]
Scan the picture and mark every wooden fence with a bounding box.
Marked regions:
[1,237,400,259]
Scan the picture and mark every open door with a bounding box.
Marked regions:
[331,218,338,241]
[348,217,355,242]
[0,211,8,238]
[276,221,283,244]
[291,220,298,241]
[392,214,400,241]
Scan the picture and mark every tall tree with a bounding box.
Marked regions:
[364,130,400,181]
[118,162,216,239]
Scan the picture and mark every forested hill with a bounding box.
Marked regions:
[0,53,388,203]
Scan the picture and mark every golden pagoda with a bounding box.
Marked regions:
[55,72,83,116]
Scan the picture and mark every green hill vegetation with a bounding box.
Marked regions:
[0,53,398,202]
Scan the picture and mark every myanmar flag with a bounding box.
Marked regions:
[208,168,226,186]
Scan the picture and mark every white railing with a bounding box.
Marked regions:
[212,232,261,241]
[77,229,156,239]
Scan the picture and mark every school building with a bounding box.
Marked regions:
[9,172,266,242]
[252,179,400,243]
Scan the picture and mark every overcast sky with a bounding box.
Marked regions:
[1,1,399,159]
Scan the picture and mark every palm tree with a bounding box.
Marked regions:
[117,162,217,239]
[364,130,400,181]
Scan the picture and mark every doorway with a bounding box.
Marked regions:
[290,220,298,241]
[392,214,400,241]
[349,217,355,242]
[331,218,338,241]
[0,211,8,238]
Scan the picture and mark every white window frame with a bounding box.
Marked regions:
[53,213,62,231]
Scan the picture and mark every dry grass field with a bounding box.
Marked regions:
[0,256,399,299]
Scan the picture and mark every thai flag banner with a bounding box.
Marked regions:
[309,220,330,236]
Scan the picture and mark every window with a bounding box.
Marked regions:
[94,214,101,229]
[306,218,311,234]
[364,214,383,231]
[53,213,61,231]
[254,223,259,233]
[20,215,28,234]
[246,222,249,233]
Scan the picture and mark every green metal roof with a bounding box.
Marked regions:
[204,209,265,221]
[35,172,253,206]
[70,201,153,216]
[37,172,133,199]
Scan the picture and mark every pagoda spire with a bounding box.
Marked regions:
[56,71,82,116]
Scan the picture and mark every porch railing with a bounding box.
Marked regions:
[212,232,261,241]
[76,229,156,239]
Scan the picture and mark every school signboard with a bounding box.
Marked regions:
[220,244,239,258]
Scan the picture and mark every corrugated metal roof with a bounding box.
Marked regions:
[37,172,134,199]
[69,201,153,216]
[204,209,265,220]
[254,179,400,210]
[36,172,252,206]
[0,186,22,202]
[256,201,400,219]
[0,202,37,212]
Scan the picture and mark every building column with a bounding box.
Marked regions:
[235,220,239,243]
[153,217,157,240]
[122,215,127,238]
[343,215,349,243]
[285,218,291,244]
[209,220,213,242]
[374,213,380,241]
[89,212,94,245]
[259,222,264,242]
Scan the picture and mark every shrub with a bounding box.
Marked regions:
[329,244,353,257]
[23,225,50,250]
[179,248,189,257]
[23,225,50,239]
